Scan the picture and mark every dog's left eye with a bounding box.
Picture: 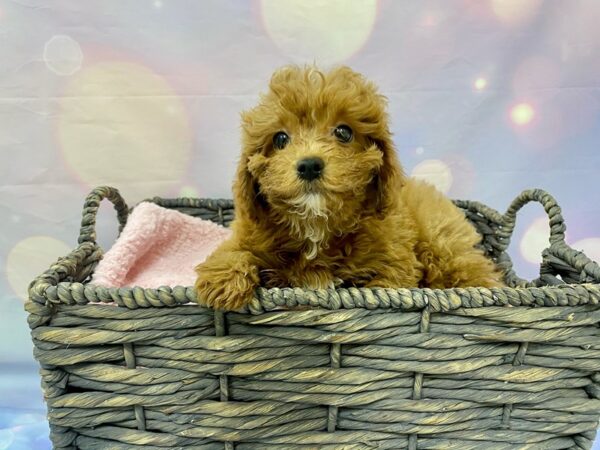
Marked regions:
[333,125,353,143]
[273,131,290,149]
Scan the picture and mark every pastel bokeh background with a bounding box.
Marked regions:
[2,1,600,448]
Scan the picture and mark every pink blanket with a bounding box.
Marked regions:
[92,202,231,288]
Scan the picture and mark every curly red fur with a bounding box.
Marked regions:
[195,65,504,310]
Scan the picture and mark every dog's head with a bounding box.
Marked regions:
[234,65,405,250]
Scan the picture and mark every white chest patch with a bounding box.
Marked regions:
[287,193,330,260]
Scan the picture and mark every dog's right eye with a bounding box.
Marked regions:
[273,132,290,149]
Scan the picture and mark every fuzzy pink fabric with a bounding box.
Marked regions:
[91,202,231,288]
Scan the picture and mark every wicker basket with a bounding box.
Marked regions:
[27,186,600,450]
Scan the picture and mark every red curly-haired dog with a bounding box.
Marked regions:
[195,65,504,310]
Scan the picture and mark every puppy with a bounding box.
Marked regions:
[195,65,504,310]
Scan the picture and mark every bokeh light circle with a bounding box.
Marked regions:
[7,236,72,301]
[179,185,200,198]
[58,62,192,199]
[444,154,476,198]
[520,217,549,264]
[510,102,535,126]
[43,35,83,76]
[572,238,600,263]
[474,77,487,91]
[491,0,542,25]
[260,0,377,64]
[411,159,453,194]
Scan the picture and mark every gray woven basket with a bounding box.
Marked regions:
[27,186,600,450]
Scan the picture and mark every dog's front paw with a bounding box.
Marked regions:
[195,258,260,311]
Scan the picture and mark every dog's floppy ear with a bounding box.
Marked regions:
[370,131,406,217]
[234,110,269,223]
[233,154,267,223]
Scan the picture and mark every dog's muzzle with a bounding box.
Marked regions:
[297,157,324,181]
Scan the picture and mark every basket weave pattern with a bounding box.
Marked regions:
[27,187,600,449]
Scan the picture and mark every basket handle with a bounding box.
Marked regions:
[495,188,566,254]
[78,186,129,245]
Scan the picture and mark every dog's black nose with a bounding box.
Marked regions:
[297,157,324,181]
